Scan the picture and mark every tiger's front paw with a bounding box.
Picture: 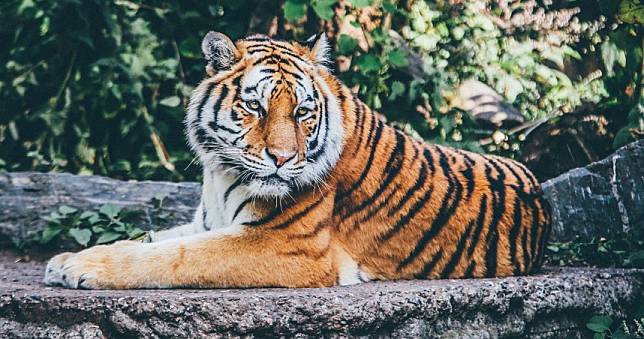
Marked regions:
[43,241,139,289]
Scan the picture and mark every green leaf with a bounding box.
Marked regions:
[92,226,105,233]
[348,0,372,8]
[586,315,613,333]
[382,1,397,13]
[388,49,409,68]
[312,0,336,20]
[68,228,92,247]
[618,0,644,24]
[389,81,405,100]
[96,231,122,245]
[58,205,78,215]
[99,203,122,219]
[179,37,201,59]
[159,96,181,107]
[628,250,644,268]
[593,333,606,339]
[40,226,63,244]
[337,34,358,55]
[601,40,627,77]
[612,329,630,339]
[79,211,98,220]
[357,54,381,72]
[283,0,307,22]
[613,126,634,148]
[127,227,145,239]
[88,214,103,225]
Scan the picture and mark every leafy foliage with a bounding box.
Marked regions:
[587,306,644,339]
[0,0,641,183]
[546,226,644,269]
[37,204,145,247]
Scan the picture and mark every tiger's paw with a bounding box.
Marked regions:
[43,241,139,289]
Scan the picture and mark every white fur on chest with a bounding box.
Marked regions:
[201,170,253,229]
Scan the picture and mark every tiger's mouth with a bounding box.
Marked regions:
[257,174,290,184]
[246,174,292,197]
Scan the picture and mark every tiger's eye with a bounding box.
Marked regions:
[247,100,260,110]
[296,107,310,117]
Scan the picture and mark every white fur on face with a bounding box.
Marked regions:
[185,56,345,199]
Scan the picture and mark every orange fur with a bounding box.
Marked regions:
[44,34,551,289]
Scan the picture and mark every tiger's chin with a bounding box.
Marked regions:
[246,176,293,198]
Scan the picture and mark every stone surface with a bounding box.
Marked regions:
[542,139,643,242]
[0,172,201,247]
[2,140,642,248]
[0,252,642,338]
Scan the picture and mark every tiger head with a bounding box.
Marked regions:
[186,32,345,198]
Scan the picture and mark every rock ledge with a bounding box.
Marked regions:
[1,253,642,338]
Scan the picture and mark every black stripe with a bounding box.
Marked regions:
[464,261,477,278]
[522,217,531,272]
[202,200,208,229]
[351,187,400,233]
[211,122,242,135]
[232,198,251,223]
[342,130,406,218]
[291,220,327,239]
[307,82,327,158]
[387,147,429,216]
[416,249,444,278]
[455,150,476,199]
[209,85,230,132]
[191,82,217,130]
[509,196,523,274]
[483,159,507,278]
[306,99,329,161]
[252,54,276,66]
[352,99,367,152]
[271,198,325,230]
[336,118,384,202]
[528,198,542,272]
[364,112,378,146]
[378,156,435,242]
[535,198,552,269]
[467,195,488,258]
[515,162,539,188]
[395,147,463,272]
[504,162,527,274]
[439,218,476,278]
[224,177,244,203]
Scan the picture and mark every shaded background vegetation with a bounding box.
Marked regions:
[1,0,641,182]
[1,1,643,332]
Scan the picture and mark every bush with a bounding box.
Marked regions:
[1,0,642,182]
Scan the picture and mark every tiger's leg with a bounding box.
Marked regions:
[147,202,209,242]
[148,223,203,242]
[43,225,336,289]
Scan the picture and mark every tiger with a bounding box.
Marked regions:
[43,31,551,289]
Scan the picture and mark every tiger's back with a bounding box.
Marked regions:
[44,32,552,290]
[330,99,551,280]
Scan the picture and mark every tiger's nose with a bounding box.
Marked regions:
[266,149,296,167]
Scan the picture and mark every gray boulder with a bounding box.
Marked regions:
[542,139,643,242]
[0,172,200,247]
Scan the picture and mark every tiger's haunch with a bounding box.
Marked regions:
[43,32,552,289]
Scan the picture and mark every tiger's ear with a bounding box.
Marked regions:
[201,31,239,75]
[305,33,332,67]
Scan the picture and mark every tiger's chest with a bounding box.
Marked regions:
[201,170,254,229]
